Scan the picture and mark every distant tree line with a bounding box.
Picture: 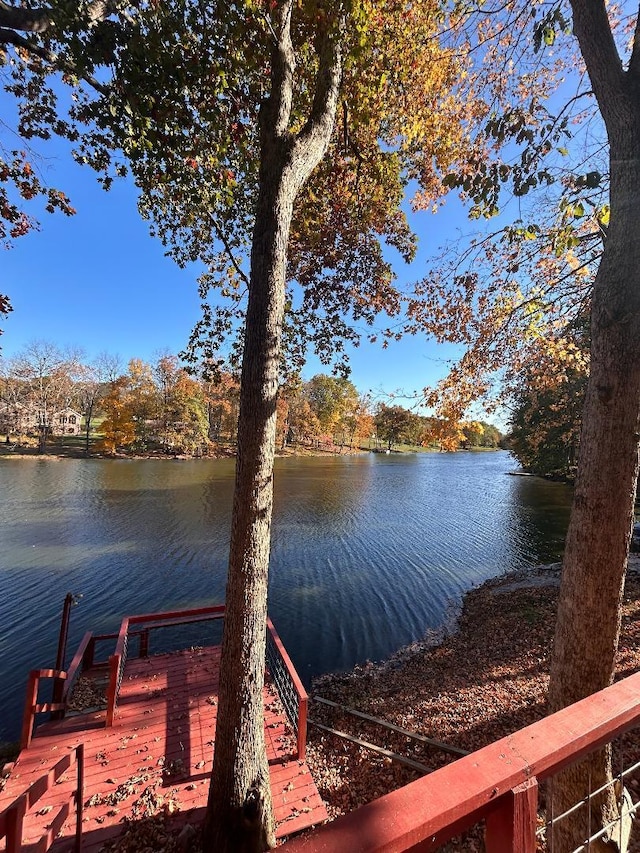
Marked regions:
[0,342,502,455]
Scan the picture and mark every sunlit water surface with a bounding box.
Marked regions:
[0,451,572,741]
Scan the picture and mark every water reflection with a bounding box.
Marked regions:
[504,477,573,565]
[0,451,572,741]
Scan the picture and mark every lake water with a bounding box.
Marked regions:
[0,450,572,742]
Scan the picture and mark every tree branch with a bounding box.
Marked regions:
[0,25,52,55]
[0,26,109,93]
[0,0,116,35]
[568,0,625,129]
[627,11,640,79]
[265,0,296,140]
[213,222,250,289]
[0,1,49,33]
[293,9,346,181]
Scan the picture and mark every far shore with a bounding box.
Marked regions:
[0,443,502,461]
[0,444,371,461]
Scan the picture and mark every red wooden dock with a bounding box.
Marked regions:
[0,642,327,851]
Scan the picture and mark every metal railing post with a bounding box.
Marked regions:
[52,593,75,720]
[55,593,74,672]
[75,743,84,852]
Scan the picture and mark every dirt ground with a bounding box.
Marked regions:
[305,558,640,836]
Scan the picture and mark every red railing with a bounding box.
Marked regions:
[105,617,129,727]
[22,605,307,766]
[105,605,227,725]
[267,617,308,759]
[21,669,68,750]
[61,631,94,705]
[22,629,115,746]
[103,607,308,758]
[279,669,640,852]
[0,744,84,853]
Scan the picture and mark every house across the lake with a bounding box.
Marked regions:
[0,403,83,436]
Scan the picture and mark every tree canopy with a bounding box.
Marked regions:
[507,333,588,477]
[5,0,638,848]
[0,0,488,371]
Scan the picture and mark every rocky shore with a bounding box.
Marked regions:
[305,556,640,825]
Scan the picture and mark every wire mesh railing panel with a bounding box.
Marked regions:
[266,628,299,735]
[115,632,128,702]
[537,728,640,853]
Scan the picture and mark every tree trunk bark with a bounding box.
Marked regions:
[202,148,296,852]
[201,10,342,847]
[84,404,93,455]
[548,129,640,851]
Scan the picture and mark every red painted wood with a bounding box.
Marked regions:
[485,778,538,853]
[21,672,39,750]
[105,617,129,726]
[127,604,226,626]
[0,646,327,853]
[21,671,68,750]
[0,748,83,853]
[279,669,640,853]
[62,634,94,703]
[298,694,308,760]
[4,796,24,853]
[105,653,119,727]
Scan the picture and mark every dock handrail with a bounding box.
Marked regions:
[106,618,129,726]
[61,631,94,704]
[266,617,308,760]
[0,743,84,853]
[105,605,226,725]
[101,606,307,759]
[279,668,640,853]
[21,669,68,750]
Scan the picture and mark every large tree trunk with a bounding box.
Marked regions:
[548,117,640,849]
[202,8,344,850]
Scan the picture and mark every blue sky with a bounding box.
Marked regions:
[1,98,470,407]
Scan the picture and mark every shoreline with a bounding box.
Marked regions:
[305,556,640,821]
[0,442,503,462]
[0,445,369,461]
[4,558,640,847]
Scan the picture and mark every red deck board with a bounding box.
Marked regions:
[0,647,327,850]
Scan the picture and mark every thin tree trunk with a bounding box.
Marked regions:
[202,8,344,848]
[203,158,294,852]
[84,404,93,455]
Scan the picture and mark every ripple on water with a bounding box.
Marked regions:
[0,452,572,740]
